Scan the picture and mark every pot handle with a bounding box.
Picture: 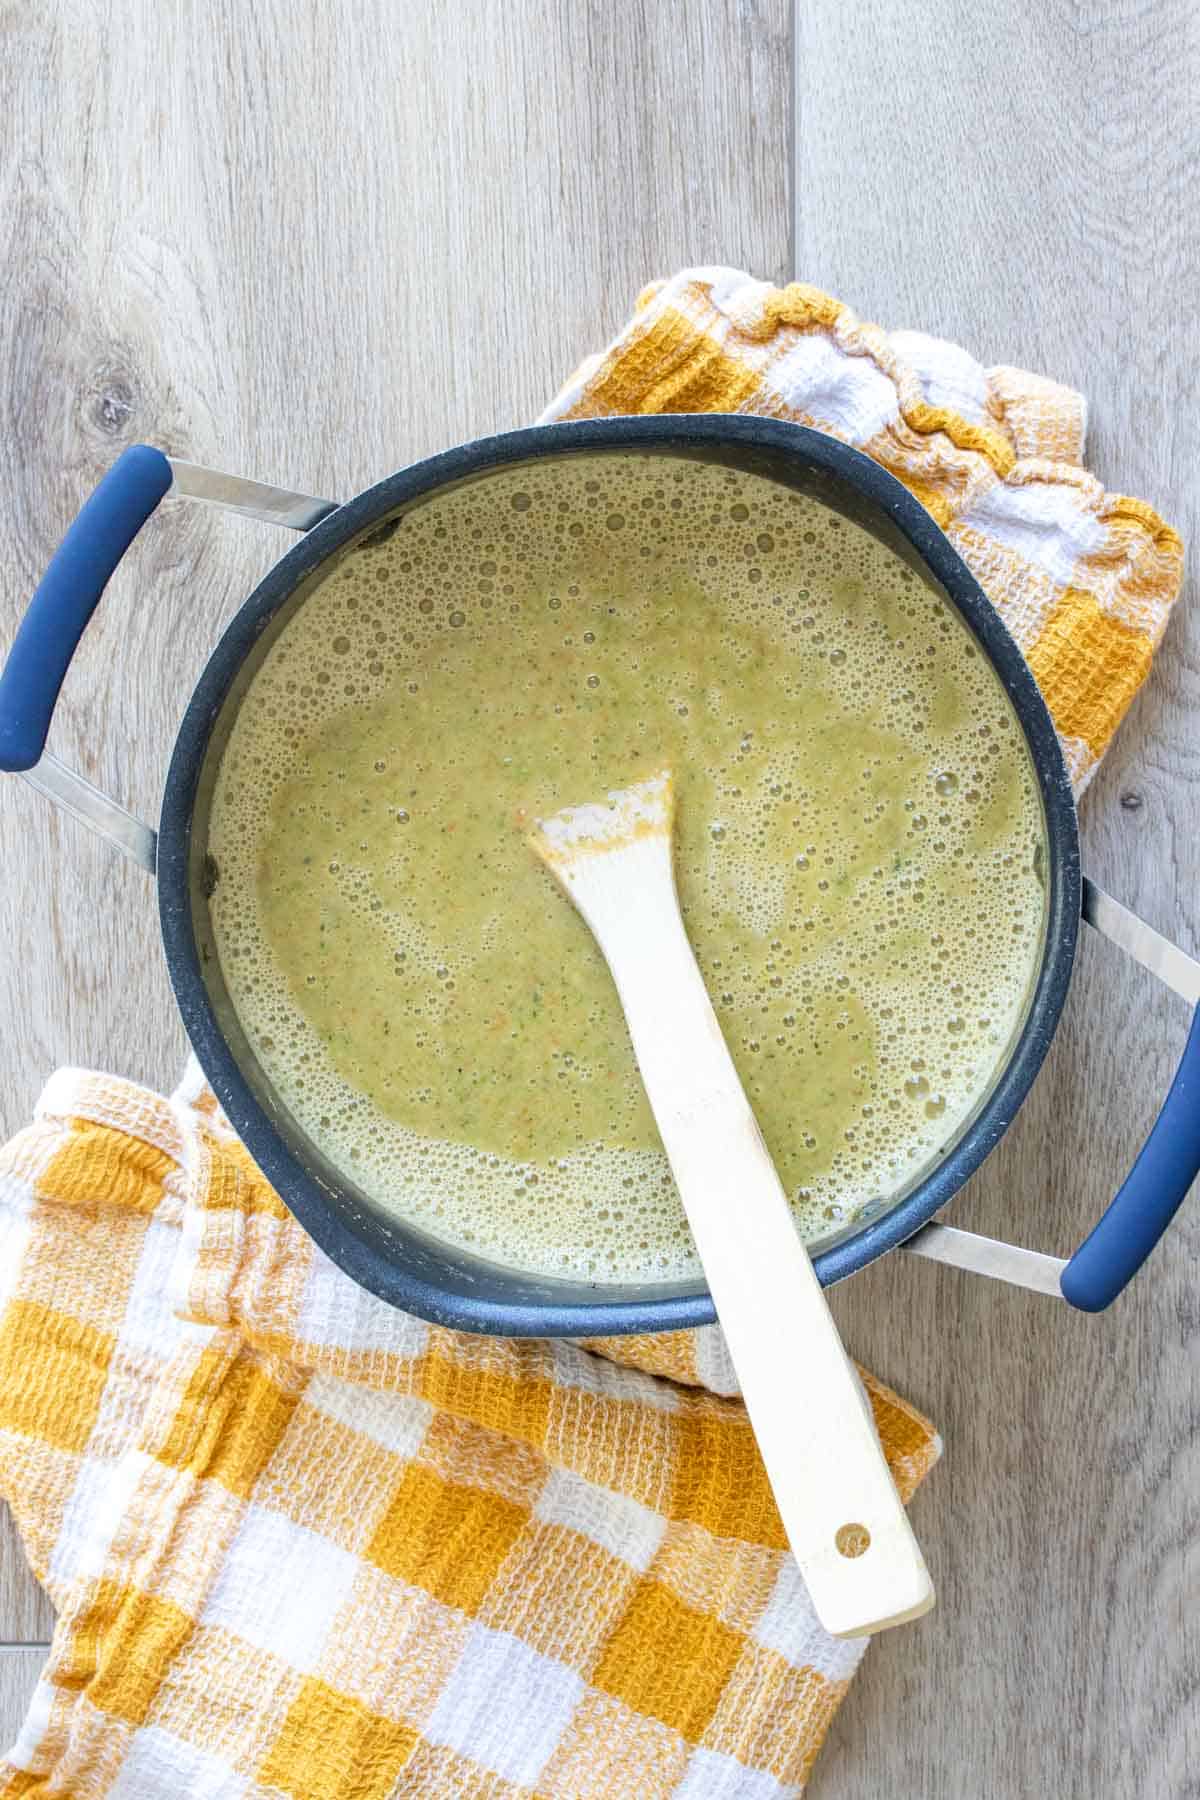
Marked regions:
[905,881,1200,1311]
[0,444,336,871]
[0,445,173,775]
[1058,888,1200,1310]
[1058,1008,1200,1309]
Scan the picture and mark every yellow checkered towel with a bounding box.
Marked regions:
[0,1069,938,1799]
[0,271,1183,1798]
[543,269,1183,791]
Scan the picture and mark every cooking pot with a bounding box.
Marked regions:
[2,419,1197,1332]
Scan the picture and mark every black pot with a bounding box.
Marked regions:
[3,417,1197,1331]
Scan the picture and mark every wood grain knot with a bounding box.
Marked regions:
[84,367,139,439]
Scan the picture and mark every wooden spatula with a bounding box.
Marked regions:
[528,768,934,1637]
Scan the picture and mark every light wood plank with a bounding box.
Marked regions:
[0,0,790,1669]
[0,1509,52,1646]
[0,1650,45,1754]
[797,3,1200,1795]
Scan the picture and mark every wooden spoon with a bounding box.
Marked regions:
[528,768,934,1637]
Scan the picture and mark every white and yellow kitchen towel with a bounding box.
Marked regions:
[0,270,1183,1798]
[544,269,1183,792]
[0,1068,938,1799]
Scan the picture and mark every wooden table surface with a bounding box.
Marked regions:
[1,3,1196,1793]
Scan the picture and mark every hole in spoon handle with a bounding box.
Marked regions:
[835,1523,872,1559]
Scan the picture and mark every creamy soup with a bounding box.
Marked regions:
[208,453,1046,1281]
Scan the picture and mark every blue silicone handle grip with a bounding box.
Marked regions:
[0,444,173,773]
[1060,1006,1200,1311]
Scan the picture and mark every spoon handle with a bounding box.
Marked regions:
[560,828,933,1638]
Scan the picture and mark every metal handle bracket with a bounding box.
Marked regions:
[166,459,338,533]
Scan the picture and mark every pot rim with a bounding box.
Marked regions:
[157,415,1081,1334]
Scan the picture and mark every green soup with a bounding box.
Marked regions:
[208,453,1046,1281]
